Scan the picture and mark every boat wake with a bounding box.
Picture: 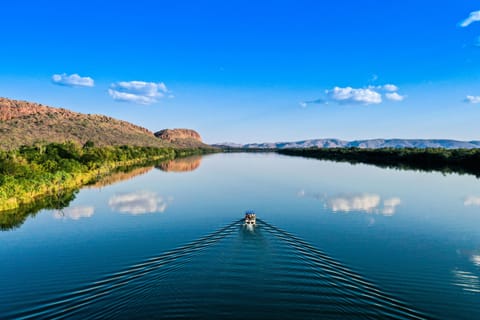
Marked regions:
[6,220,241,320]
[5,219,429,319]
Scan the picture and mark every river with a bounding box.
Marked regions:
[1,153,479,319]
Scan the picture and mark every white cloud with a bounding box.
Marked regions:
[303,83,404,107]
[54,206,95,220]
[326,86,382,105]
[385,92,405,101]
[465,96,480,104]
[108,81,169,105]
[51,73,94,87]
[108,89,156,105]
[108,191,170,215]
[460,10,480,27]
[464,196,480,206]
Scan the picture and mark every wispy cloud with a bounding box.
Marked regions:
[108,81,169,105]
[299,99,326,108]
[465,96,480,104]
[53,206,95,220]
[108,191,171,215]
[460,10,480,27]
[52,73,94,87]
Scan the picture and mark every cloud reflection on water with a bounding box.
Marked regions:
[299,190,401,216]
[382,197,401,216]
[53,206,95,220]
[464,196,480,207]
[108,191,172,215]
[327,194,380,213]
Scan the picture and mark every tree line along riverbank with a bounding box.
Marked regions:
[277,147,480,177]
[0,141,212,213]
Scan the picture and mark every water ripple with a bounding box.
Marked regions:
[6,220,241,320]
[4,219,430,319]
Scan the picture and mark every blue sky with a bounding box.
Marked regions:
[1,0,480,143]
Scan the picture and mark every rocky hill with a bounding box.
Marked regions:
[0,97,209,150]
[155,129,201,141]
[154,129,205,148]
[214,138,480,150]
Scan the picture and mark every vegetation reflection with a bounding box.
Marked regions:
[278,147,480,177]
[0,142,207,230]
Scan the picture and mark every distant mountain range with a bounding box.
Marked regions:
[0,97,208,150]
[3,97,478,151]
[213,138,480,149]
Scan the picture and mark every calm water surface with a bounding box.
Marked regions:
[1,153,480,319]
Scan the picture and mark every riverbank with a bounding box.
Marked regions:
[277,147,480,177]
[0,142,214,212]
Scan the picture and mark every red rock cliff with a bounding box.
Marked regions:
[154,129,202,142]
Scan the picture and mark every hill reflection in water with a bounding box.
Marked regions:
[156,156,202,172]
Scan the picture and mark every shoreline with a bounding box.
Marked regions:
[276,147,480,178]
[0,144,214,213]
